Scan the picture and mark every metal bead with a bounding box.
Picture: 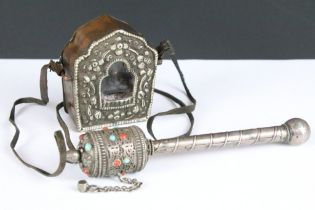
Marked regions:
[284,118,311,145]
[66,150,80,163]
[78,180,88,192]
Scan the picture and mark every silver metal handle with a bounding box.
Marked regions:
[150,118,310,155]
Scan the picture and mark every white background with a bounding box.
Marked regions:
[1,59,314,210]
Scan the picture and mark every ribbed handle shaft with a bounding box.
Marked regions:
[150,118,310,155]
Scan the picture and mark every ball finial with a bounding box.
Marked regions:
[284,118,311,145]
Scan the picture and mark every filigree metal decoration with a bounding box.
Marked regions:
[65,118,310,182]
[74,30,158,131]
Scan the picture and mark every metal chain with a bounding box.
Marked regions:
[77,173,142,192]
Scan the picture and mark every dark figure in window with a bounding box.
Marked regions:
[101,62,134,101]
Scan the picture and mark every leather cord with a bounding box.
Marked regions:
[56,102,75,151]
[9,61,69,176]
[147,40,196,140]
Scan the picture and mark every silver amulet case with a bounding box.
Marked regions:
[67,118,311,192]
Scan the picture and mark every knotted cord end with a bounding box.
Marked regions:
[48,60,64,76]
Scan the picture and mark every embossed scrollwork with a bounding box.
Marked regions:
[74,30,158,130]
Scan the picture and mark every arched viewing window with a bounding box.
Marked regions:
[101,61,134,101]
